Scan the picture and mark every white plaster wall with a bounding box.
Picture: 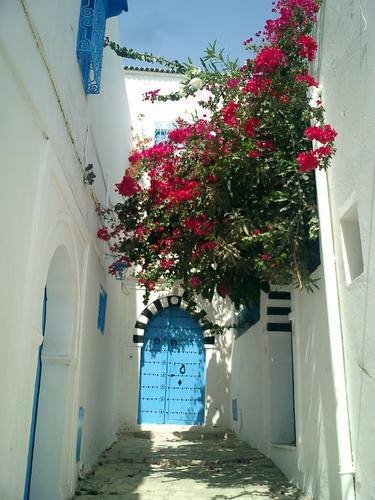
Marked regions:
[0,1,129,498]
[229,273,342,499]
[316,1,375,497]
[124,70,207,153]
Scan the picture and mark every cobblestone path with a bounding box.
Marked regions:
[75,430,307,500]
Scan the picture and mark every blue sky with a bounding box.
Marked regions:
[119,1,274,67]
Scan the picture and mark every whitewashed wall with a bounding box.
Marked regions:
[0,1,129,498]
[230,273,343,499]
[124,69,207,150]
[316,1,375,498]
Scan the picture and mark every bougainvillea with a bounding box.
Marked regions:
[101,0,336,324]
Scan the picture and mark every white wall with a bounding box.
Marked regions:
[0,1,129,498]
[316,1,375,498]
[229,275,342,499]
[124,69,207,147]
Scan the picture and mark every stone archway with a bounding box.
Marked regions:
[26,245,76,500]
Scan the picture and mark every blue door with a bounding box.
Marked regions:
[24,288,47,500]
[138,307,205,425]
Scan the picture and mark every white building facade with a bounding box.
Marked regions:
[0,1,131,498]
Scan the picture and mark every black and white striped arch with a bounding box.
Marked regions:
[132,294,215,346]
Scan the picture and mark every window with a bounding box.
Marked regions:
[76,0,128,94]
[154,121,173,144]
[341,203,364,284]
[97,286,107,333]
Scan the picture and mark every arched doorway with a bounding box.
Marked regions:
[138,307,205,425]
[24,245,75,499]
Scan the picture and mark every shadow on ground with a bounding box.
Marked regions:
[74,430,307,499]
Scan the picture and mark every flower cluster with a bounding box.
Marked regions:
[102,0,336,315]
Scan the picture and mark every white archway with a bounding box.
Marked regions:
[28,245,76,500]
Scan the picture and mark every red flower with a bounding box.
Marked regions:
[261,254,271,261]
[254,46,286,73]
[160,258,174,270]
[168,126,193,144]
[226,78,239,89]
[217,283,230,297]
[251,229,261,236]
[204,174,219,183]
[189,276,201,288]
[146,280,155,291]
[247,150,261,159]
[315,145,333,157]
[243,76,272,96]
[185,216,214,236]
[256,140,276,151]
[97,228,110,241]
[298,34,318,61]
[297,151,319,173]
[304,125,337,144]
[128,150,143,164]
[143,89,160,102]
[295,73,318,87]
[221,101,239,127]
[115,175,139,196]
[243,118,261,137]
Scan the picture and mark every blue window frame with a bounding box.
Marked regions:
[232,399,238,422]
[154,121,173,144]
[97,286,107,334]
[76,0,128,94]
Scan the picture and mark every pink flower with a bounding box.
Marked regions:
[217,283,230,297]
[297,151,319,173]
[168,126,193,144]
[251,229,261,236]
[97,228,110,241]
[248,150,261,159]
[189,276,201,288]
[261,254,271,261]
[256,140,276,151]
[254,46,286,74]
[295,73,319,87]
[298,34,318,61]
[115,175,139,196]
[143,89,160,102]
[221,101,239,127]
[243,118,261,137]
[243,76,272,96]
[304,125,337,144]
[160,258,174,270]
[226,78,239,89]
[315,145,333,157]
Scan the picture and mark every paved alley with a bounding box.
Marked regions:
[75,431,307,499]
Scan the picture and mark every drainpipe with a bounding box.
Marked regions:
[315,167,356,499]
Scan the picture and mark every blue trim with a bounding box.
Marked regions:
[97,286,107,334]
[106,0,128,17]
[77,0,128,94]
[232,399,238,422]
[24,288,47,500]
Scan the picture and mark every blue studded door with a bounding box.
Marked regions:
[138,306,205,425]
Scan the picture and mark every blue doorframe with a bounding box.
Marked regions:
[23,288,47,500]
[138,306,205,425]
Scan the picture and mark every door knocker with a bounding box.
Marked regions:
[179,363,186,375]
